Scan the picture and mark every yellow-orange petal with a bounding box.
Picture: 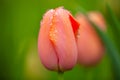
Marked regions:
[88,12,106,31]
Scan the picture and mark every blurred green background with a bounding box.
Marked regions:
[0,0,120,80]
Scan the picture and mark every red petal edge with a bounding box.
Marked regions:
[69,15,80,35]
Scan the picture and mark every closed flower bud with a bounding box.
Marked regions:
[76,12,106,66]
[38,7,80,72]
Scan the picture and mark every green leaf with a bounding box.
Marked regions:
[106,4,120,32]
[105,4,120,52]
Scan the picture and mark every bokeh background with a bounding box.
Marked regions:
[0,0,120,80]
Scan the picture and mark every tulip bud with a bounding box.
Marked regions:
[38,7,80,72]
[76,12,106,66]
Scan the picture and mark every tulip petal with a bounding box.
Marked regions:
[38,9,58,71]
[88,12,106,31]
[49,7,78,71]
[69,15,80,35]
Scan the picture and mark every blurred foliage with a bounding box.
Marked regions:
[0,0,120,80]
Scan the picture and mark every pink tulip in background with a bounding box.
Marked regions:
[76,12,106,66]
[38,7,80,72]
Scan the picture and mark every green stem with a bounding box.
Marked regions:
[58,71,64,80]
